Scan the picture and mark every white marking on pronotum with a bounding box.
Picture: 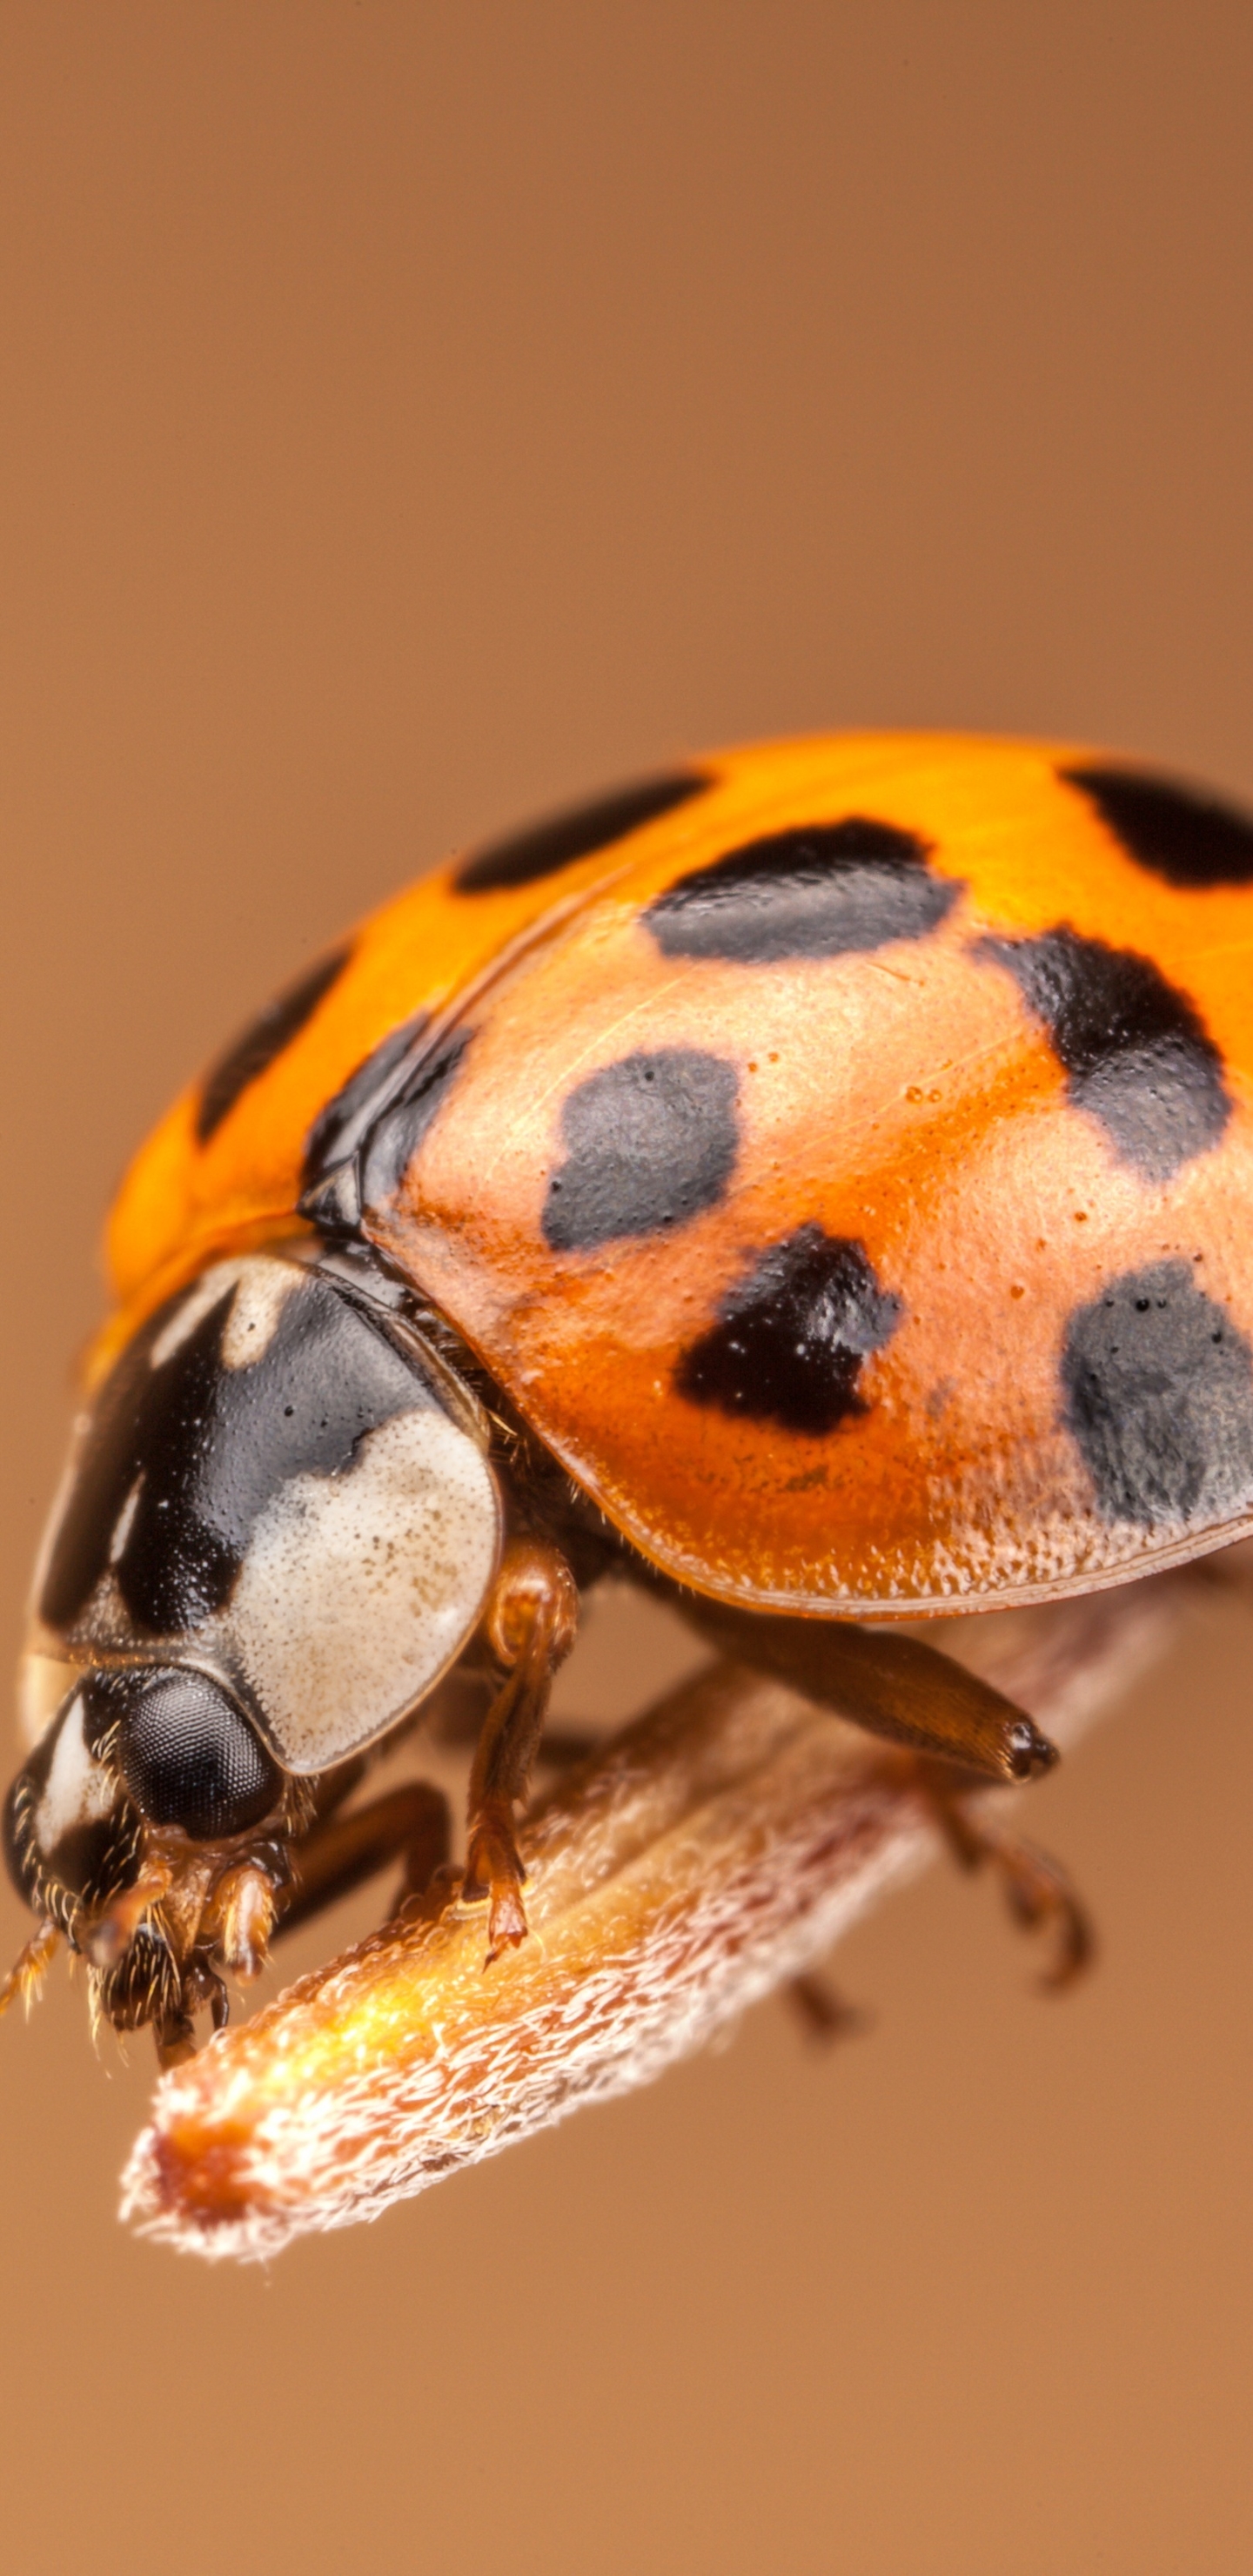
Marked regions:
[109,1476,144,1565]
[17,1652,81,1752]
[219,1259,304,1369]
[149,1259,249,1368]
[34,1695,116,1857]
[226,1406,502,1773]
[149,1254,302,1373]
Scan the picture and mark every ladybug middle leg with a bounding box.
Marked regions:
[786,1969,871,2045]
[275,1779,453,1943]
[674,1600,1089,1984]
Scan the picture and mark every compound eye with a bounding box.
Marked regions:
[113,1669,282,1841]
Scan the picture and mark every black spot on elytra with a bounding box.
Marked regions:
[543,1050,739,1252]
[195,946,352,1145]
[975,925,1230,1181]
[646,817,960,963]
[39,1269,434,1640]
[357,1027,473,1209]
[456,770,711,894]
[301,1010,430,1198]
[1062,763,1253,889]
[1062,1260,1253,1526]
[676,1224,903,1434]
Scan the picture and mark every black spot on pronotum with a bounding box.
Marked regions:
[1062,763,1253,889]
[196,946,352,1145]
[646,817,961,963]
[975,924,1230,1181]
[543,1049,739,1252]
[456,770,712,894]
[357,1027,474,1209]
[1062,1260,1253,1527]
[676,1224,904,1434]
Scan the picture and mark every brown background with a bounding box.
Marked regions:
[2,5,1251,2570]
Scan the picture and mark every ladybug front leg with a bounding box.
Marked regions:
[462,1540,580,1962]
[0,1919,62,2023]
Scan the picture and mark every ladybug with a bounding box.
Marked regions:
[7,730,1253,2062]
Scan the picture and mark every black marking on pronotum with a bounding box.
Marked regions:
[975,924,1230,1182]
[645,817,962,963]
[543,1049,740,1253]
[676,1224,904,1435]
[1061,1259,1253,1527]
[356,1026,474,1210]
[1062,763,1253,889]
[39,1271,435,1640]
[195,946,352,1145]
[456,769,712,894]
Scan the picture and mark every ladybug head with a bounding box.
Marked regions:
[3,1664,287,2050]
[6,1247,502,2046]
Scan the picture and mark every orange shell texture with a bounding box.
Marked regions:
[104,733,1253,1616]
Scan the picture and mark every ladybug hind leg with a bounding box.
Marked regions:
[919,1767,1094,1991]
[678,1600,1091,1989]
[677,1600,1060,1784]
